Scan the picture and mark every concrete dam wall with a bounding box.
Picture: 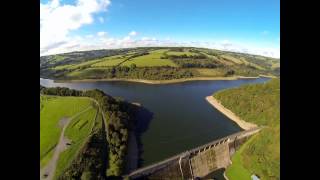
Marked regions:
[125,127,261,179]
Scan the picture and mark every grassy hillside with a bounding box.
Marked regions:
[213,78,280,180]
[121,49,177,67]
[40,95,94,168]
[40,47,280,81]
[55,107,98,178]
[40,86,139,179]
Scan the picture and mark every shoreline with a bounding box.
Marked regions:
[54,75,274,84]
[205,96,257,130]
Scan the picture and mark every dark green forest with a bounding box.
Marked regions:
[214,78,280,179]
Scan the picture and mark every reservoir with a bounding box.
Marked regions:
[40,77,270,167]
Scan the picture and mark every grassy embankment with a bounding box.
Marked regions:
[213,78,280,180]
[40,95,96,177]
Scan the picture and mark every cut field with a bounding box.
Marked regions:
[52,59,104,70]
[54,107,98,178]
[51,55,66,63]
[91,55,127,67]
[194,68,226,77]
[121,49,177,67]
[271,62,280,69]
[166,50,199,56]
[220,54,244,64]
[53,55,127,70]
[66,68,107,78]
[203,53,234,66]
[40,95,94,168]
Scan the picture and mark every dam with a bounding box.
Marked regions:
[125,127,261,179]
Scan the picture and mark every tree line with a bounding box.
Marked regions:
[47,66,195,80]
[161,52,224,68]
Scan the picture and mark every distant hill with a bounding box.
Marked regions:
[40,47,280,81]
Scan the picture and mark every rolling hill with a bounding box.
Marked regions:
[40,47,280,81]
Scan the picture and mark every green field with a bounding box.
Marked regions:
[214,78,280,180]
[54,107,98,178]
[40,95,94,168]
[91,55,127,67]
[166,50,198,56]
[225,135,257,179]
[121,49,177,67]
[66,67,107,78]
[194,68,227,77]
[51,55,66,63]
[271,62,280,69]
[220,54,244,64]
[53,59,105,70]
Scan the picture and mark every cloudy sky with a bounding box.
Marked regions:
[40,0,280,58]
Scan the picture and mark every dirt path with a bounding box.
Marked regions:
[206,96,257,130]
[40,118,71,180]
[92,99,108,138]
[40,106,92,180]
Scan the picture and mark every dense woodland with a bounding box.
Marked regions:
[58,126,107,180]
[163,52,223,68]
[40,85,138,178]
[214,78,280,179]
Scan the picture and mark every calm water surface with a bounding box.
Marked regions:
[40,77,270,167]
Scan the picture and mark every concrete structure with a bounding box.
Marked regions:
[124,127,262,179]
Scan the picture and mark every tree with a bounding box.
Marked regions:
[130,63,137,69]
[81,171,93,180]
[226,70,235,76]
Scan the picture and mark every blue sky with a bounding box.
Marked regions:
[40,0,280,57]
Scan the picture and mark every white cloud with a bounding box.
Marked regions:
[129,31,137,36]
[123,36,131,41]
[98,16,104,23]
[141,37,150,41]
[86,34,94,38]
[221,39,230,44]
[40,0,111,55]
[212,41,279,58]
[97,31,107,36]
[40,1,279,58]
[141,37,156,41]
